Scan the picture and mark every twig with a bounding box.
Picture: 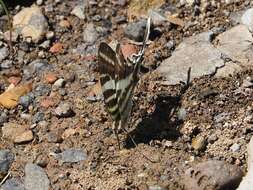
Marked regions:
[0,172,11,186]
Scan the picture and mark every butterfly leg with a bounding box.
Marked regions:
[113,121,121,150]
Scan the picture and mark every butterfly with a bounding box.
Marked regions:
[97,18,151,149]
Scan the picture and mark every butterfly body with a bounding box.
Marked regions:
[98,18,151,148]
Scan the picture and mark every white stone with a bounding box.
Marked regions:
[241,8,253,32]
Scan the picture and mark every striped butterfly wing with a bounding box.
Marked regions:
[98,42,133,122]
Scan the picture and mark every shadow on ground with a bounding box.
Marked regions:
[125,93,184,148]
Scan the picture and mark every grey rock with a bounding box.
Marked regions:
[54,149,87,163]
[0,47,9,61]
[230,11,244,25]
[242,77,253,88]
[71,1,87,20]
[148,10,167,26]
[241,8,253,32]
[216,25,253,65]
[32,112,44,124]
[0,112,8,126]
[177,107,187,120]
[24,59,52,79]
[149,185,166,190]
[157,32,224,85]
[0,60,13,69]
[24,163,50,190]
[83,23,99,44]
[19,93,34,109]
[53,78,65,88]
[55,103,73,118]
[124,19,147,42]
[0,150,14,175]
[230,143,241,152]
[1,178,25,190]
[34,84,51,96]
[47,131,63,143]
[183,160,243,190]
[165,40,175,50]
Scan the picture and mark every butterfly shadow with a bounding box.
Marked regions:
[124,93,185,149]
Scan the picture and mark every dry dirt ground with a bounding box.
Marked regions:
[1,0,253,189]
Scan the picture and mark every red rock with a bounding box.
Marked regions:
[8,76,21,86]
[121,43,138,59]
[40,97,55,108]
[49,43,64,53]
[44,73,58,84]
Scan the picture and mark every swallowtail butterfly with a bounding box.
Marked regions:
[98,18,151,149]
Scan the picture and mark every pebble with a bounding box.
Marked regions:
[2,123,27,142]
[14,130,33,144]
[191,136,207,151]
[83,23,99,44]
[242,76,253,88]
[53,78,65,88]
[24,59,51,78]
[1,178,25,190]
[47,131,63,143]
[148,10,167,26]
[0,149,14,177]
[24,163,50,190]
[241,8,253,32]
[34,84,51,96]
[124,19,147,42]
[13,6,48,42]
[44,73,58,84]
[230,143,241,152]
[55,103,74,117]
[177,107,187,120]
[19,93,34,109]
[148,185,166,190]
[71,5,86,19]
[36,0,43,6]
[32,112,44,123]
[0,47,9,61]
[0,60,13,69]
[53,148,87,163]
[46,31,54,40]
[0,112,8,126]
[40,97,55,108]
[183,160,243,190]
[35,155,49,168]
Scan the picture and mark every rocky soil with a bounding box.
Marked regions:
[1,0,253,190]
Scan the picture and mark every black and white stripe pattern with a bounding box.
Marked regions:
[98,18,151,147]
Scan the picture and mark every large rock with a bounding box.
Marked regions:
[24,163,50,190]
[13,6,48,42]
[183,160,243,190]
[157,32,224,85]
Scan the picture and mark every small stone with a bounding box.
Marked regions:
[14,130,34,143]
[45,31,54,40]
[0,47,9,61]
[124,19,147,42]
[24,163,50,190]
[36,0,43,5]
[32,112,44,124]
[0,150,14,177]
[54,148,87,163]
[53,78,65,88]
[49,42,64,53]
[40,98,55,108]
[13,6,48,42]
[55,103,74,117]
[183,160,243,190]
[0,112,8,126]
[35,155,49,168]
[2,123,27,141]
[83,23,99,44]
[148,185,166,190]
[1,178,25,190]
[148,10,167,26]
[242,76,253,88]
[59,19,71,28]
[177,107,187,120]
[71,5,86,19]
[164,140,173,148]
[0,60,13,69]
[34,84,51,96]
[39,40,50,49]
[208,134,218,144]
[230,143,241,152]
[121,44,138,59]
[19,93,34,109]
[44,73,58,84]
[191,136,207,151]
[47,131,63,143]
[24,59,51,78]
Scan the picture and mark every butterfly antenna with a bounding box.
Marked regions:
[122,128,156,163]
